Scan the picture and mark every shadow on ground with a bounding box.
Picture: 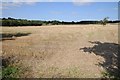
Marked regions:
[0,33,31,41]
[80,41,120,78]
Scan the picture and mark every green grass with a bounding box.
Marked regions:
[101,71,120,79]
[2,66,20,78]
[1,32,31,38]
[1,56,25,79]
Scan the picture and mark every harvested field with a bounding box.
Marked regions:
[1,24,119,78]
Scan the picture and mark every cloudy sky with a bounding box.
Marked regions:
[1,1,118,21]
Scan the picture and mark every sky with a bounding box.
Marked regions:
[1,2,118,21]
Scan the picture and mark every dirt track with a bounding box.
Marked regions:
[2,24,118,78]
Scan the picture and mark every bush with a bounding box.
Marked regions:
[1,56,21,79]
[2,66,19,78]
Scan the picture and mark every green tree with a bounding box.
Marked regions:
[101,17,109,26]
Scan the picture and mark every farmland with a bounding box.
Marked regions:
[1,24,119,78]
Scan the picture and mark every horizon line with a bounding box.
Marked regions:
[0,17,119,22]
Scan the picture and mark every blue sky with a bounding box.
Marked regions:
[2,2,118,21]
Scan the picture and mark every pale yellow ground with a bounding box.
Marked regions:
[1,24,118,78]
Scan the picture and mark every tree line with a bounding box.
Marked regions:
[0,17,119,26]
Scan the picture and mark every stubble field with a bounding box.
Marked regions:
[1,24,119,78]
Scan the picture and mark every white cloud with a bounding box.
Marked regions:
[1,0,119,9]
[1,0,119,2]
[0,0,56,10]
[73,0,94,2]
[1,0,40,9]
[1,0,38,10]
[72,0,93,6]
[72,0,119,5]
[1,2,23,9]
[15,0,37,2]
[48,0,54,2]
[2,0,39,2]
[2,0,54,2]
